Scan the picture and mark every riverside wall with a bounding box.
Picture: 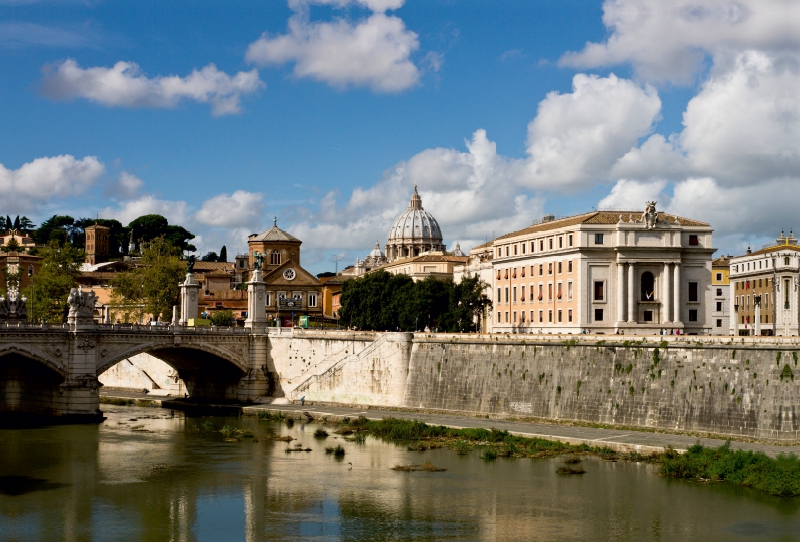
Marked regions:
[296,333,800,441]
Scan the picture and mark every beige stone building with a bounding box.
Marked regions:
[489,203,714,335]
[729,231,800,336]
[453,240,494,331]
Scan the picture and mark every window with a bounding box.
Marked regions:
[521,285,525,302]
[716,273,723,281]
[270,251,281,265]
[689,235,699,245]
[643,310,653,322]
[594,281,604,301]
[239,260,245,269]
[568,281,573,300]
[759,279,762,287]
[568,309,573,323]
[549,239,553,250]
[265,293,272,307]
[539,310,543,323]
[689,309,698,322]
[557,282,562,300]
[557,261,562,274]
[568,261,573,273]
[556,309,561,322]
[595,233,604,245]
[548,283,553,300]
[497,288,501,303]
[641,272,655,301]
[514,245,518,255]
[559,237,563,249]
[521,243,526,255]
[594,308,603,321]
[521,311,526,323]
[505,246,509,257]
[786,257,790,265]
[716,319,722,328]
[568,234,573,247]
[689,282,699,302]
[548,263,553,275]
[513,311,517,323]
[539,264,543,276]
[548,310,553,323]
[538,284,543,301]
[716,302,722,311]
[512,287,517,303]
[505,287,509,303]
[308,293,318,307]
[540,240,544,251]
[497,311,501,322]
[716,288,722,296]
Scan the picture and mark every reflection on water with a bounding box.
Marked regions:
[1,406,799,541]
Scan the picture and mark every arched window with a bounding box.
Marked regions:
[270,251,281,265]
[641,272,655,301]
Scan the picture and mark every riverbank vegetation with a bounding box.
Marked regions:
[339,416,800,498]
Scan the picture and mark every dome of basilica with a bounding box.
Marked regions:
[385,186,445,261]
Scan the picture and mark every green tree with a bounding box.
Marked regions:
[12,216,19,230]
[24,242,84,322]
[18,216,35,234]
[210,309,233,326]
[201,251,219,262]
[127,214,196,252]
[111,237,185,322]
[34,215,78,245]
[219,245,228,263]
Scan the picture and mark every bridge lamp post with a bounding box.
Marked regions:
[28,267,33,323]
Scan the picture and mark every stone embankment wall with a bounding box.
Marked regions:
[297,333,800,441]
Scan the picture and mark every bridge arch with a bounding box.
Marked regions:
[0,349,68,418]
[97,342,250,400]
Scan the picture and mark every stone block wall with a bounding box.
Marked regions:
[402,335,800,441]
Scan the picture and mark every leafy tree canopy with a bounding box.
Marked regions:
[128,214,196,252]
[73,218,127,255]
[317,271,336,278]
[34,215,80,246]
[210,309,234,326]
[201,251,219,262]
[111,236,185,322]
[338,271,491,332]
[24,241,84,322]
[219,245,228,263]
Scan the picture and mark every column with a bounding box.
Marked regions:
[662,263,671,323]
[179,273,200,326]
[617,263,626,324]
[627,264,636,323]
[245,268,267,331]
[673,264,682,325]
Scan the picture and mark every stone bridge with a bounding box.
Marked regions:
[0,321,268,422]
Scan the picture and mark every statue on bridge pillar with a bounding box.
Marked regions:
[67,286,98,328]
[0,283,27,320]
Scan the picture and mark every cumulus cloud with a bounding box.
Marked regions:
[99,194,190,226]
[0,155,104,211]
[246,0,420,92]
[560,0,800,84]
[41,59,264,116]
[289,129,543,254]
[103,171,144,199]
[194,190,265,228]
[520,73,661,190]
[597,178,668,211]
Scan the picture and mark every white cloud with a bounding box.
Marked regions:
[289,129,543,254]
[246,0,420,92]
[0,155,104,211]
[520,73,661,190]
[103,171,144,199]
[99,194,190,226]
[560,0,800,84]
[41,59,264,116]
[597,178,668,210]
[194,190,265,228]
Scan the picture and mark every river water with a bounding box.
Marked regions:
[1,406,799,542]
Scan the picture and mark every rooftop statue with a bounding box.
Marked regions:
[642,201,658,229]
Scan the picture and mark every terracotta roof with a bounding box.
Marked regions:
[193,262,234,271]
[203,270,233,278]
[712,256,732,267]
[495,211,709,241]
[78,272,118,279]
[248,225,301,243]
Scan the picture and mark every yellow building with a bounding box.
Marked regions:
[710,255,731,335]
[374,253,468,282]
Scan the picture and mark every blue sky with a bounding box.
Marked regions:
[1,0,798,273]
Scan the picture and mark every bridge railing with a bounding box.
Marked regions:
[0,321,68,331]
